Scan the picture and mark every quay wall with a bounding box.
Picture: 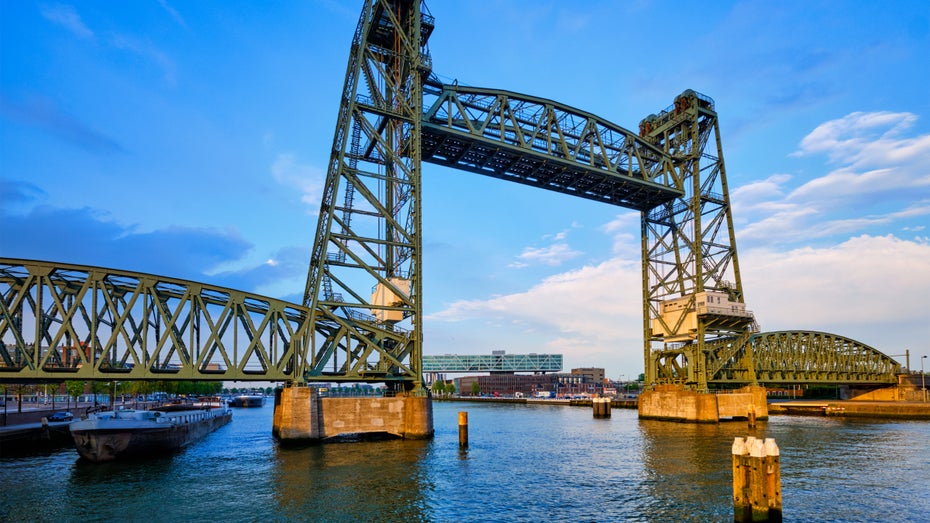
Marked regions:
[422,392,930,420]
[273,387,434,442]
[768,401,930,419]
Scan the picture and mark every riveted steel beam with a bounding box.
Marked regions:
[0,259,306,381]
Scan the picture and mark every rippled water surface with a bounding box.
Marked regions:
[2,401,928,522]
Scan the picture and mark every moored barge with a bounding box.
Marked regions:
[227,395,266,407]
[70,399,232,462]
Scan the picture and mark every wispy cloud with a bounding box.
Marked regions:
[108,33,177,86]
[271,154,325,212]
[509,243,581,268]
[40,3,93,39]
[0,179,47,207]
[40,3,178,85]
[157,0,188,29]
[0,94,125,154]
[0,203,251,281]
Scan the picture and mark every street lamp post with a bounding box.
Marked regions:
[922,355,927,403]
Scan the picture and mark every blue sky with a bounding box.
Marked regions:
[2,1,929,380]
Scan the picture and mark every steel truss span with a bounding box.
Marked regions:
[0,259,307,381]
[421,81,682,211]
[701,330,901,385]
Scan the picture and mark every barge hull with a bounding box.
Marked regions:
[71,411,231,462]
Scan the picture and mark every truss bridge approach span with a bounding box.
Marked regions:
[0,0,902,424]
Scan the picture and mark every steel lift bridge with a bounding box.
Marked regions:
[0,0,900,392]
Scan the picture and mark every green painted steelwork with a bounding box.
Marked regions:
[0,2,901,391]
[0,259,306,381]
[423,353,562,373]
[302,0,432,392]
[705,331,900,385]
[421,81,682,211]
[640,91,755,391]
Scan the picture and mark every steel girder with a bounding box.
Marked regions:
[641,91,753,390]
[703,331,900,385]
[421,81,682,211]
[0,259,305,381]
[302,0,432,390]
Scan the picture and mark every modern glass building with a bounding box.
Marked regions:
[423,350,562,373]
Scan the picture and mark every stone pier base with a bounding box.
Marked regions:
[272,386,434,442]
[638,384,768,423]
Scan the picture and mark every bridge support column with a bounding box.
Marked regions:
[638,384,767,423]
[272,386,434,442]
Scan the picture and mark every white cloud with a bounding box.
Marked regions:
[741,235,930,346]
[429,232,930,377]
[791,112,930,201]
[733,112,930,246]
[271,153,324,212]
[601,212,640,255]
[795,111,919,162]
[428,257,644,374]
[509,242,581,268]
[41,3,93,39]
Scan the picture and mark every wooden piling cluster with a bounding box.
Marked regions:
[732,436,782,522]
[592,397,611,418]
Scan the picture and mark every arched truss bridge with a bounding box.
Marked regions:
[700,331,901,385]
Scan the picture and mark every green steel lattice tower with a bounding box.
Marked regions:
[302,0,433,392]
[640,91,757,391]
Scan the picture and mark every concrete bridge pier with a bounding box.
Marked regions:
[272,386,434,442]
[638,384,768,423]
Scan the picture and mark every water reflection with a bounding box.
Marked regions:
[3,403,928,522]
[273,439,432,522]
[635,419,761,521]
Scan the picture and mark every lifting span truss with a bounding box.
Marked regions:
[421,80,683,211]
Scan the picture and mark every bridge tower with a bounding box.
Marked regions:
[301,0,433,392]
[639,91,757,392]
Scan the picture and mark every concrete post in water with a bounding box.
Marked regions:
[593,397,611,418]
[458,411,468,449]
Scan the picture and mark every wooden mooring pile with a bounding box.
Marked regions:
[592,397,611,418]
[732,436,782,522]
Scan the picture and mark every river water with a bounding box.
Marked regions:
[2,401,928,522]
